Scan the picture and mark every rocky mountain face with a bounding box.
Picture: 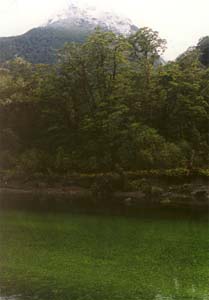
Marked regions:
[0,4,138,64]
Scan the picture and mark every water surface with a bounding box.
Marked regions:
[0,209,208,300]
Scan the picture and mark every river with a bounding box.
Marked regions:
[0,204,208,300]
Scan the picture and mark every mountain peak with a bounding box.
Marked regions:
[46,3,138,35]
[0,2,138,64]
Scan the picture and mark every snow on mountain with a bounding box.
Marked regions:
[0,2,139,64]
[46,3,138,35]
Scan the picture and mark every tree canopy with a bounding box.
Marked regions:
[0,27,208,173]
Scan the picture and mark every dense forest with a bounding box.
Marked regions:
[0,27,208,175]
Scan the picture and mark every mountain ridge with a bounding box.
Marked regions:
[0,5,138,64]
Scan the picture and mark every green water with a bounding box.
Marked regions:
[0,211,208,300]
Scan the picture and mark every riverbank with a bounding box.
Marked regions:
[0,169,209,210]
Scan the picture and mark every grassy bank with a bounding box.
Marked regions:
[0,211,208,300]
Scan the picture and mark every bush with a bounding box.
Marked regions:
[0,128,20,152]
[0,151,17,170]
[54,147,72,174]
[17,149,52,174]
[133,127,185,169]
[91,173,121,201]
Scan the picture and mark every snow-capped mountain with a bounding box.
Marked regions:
[0,3,138,64]
[46,4,138,36]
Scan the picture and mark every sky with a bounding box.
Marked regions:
[0,0,209,60]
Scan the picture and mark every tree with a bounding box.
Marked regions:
[0,28,208,173]
[128,28,167,126]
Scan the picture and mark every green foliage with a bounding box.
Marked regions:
[129,27,167,62]
[17,149,51,174]
[0,150,17,170]
[0,28,209,174]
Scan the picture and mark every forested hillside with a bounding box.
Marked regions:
[0,26,91,64]
[0,28,208,175]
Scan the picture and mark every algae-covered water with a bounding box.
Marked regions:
[0,210,208,300]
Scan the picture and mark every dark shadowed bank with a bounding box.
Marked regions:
[0,169,209,213]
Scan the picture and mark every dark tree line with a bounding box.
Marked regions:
[0,28,208,174]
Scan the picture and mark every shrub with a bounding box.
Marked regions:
[17,149,52,174]
[0,151,17,170]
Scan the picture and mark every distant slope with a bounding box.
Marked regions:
[0,26,92,64]
[0,5,138,64]
[198,36,209,67]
